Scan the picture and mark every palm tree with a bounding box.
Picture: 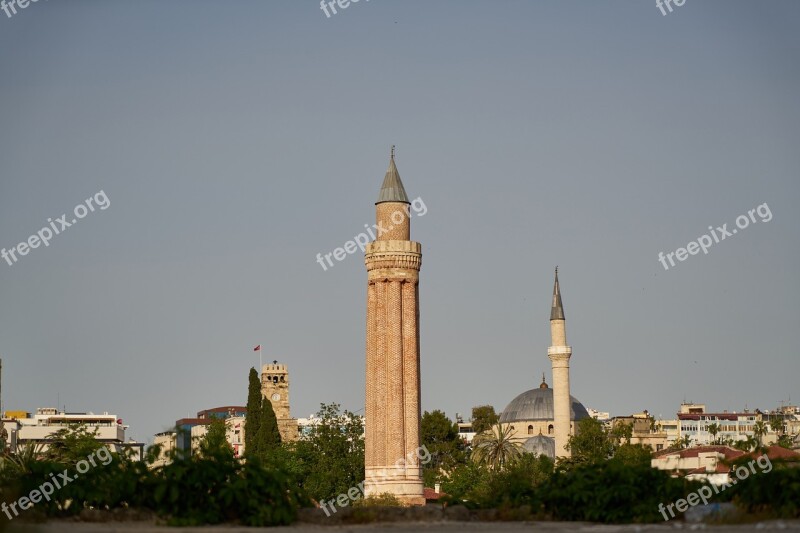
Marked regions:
[471,423,523,470]
[676,435,692,450]
[752,421,768,448]
[707,423,720,445]
[769,417,784,436]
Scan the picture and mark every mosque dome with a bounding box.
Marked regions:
[522,433,556,459]
[499,379,590,423]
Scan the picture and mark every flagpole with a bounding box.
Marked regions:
[259,344,262,370]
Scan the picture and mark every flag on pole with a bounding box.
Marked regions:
[254,345,261,352]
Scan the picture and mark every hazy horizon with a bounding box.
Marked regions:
[1,0,798,443]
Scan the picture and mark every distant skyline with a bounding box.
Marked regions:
[1,1,798,443]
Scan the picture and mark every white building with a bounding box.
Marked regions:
[189,415,246,458]
[7,407,143,458]
[677,403,775,446]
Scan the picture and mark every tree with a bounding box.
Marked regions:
[471,405,499,435]
[565,417,616,464]
[707,423,720,444]
[613,443,653,467]
[609,422,633,446]
[199,418,232,458]
[776,434,795,449]
[675,435,692,450]
[290,403,364,502]
[255,394,282,457]
[441,461,488,502]
[245,367,263,459]
[420,410,466,486]
[753,421,768,447]
[733,435,757,452]
[471,423,522,470]
[769,416,784,436]
[42,424,104,465]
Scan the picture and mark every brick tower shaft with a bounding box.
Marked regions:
[364,149,425,505]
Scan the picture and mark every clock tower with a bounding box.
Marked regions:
[260,361,298,441]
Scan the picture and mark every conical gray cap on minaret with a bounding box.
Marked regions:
[376,148,410,204]
[550,268,565,321]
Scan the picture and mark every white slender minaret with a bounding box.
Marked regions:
[547,267,573,458]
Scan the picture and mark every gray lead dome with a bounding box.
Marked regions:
[499,387,590,423]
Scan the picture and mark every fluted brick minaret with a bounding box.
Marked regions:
[364,148,424,505]
[547,267,573,458]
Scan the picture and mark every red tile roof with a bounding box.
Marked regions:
[653,445,744,460]
[743,445,800,461]
[424,487,446,501]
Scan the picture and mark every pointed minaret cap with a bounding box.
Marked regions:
[550,266,565,321]
[376,145,410,204]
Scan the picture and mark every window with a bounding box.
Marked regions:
[528,425,533,435]
[548,424,554,435]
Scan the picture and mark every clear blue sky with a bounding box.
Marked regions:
[1,0,798,442]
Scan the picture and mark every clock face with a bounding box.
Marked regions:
[271,393,281,401]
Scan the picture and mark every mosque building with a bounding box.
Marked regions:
[498,269,590,459]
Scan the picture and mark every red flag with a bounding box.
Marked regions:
[254,345,261,352]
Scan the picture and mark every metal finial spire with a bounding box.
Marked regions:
[550,267,565,321]
[539,372,549,389]
[376,146,410,204]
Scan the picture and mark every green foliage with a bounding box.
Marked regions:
[544,458,696,523]
[469,453,554,511]
[255,395,281,456]
[440,460,488,503]
[420,410,465,486]
[707,423,720,444]
[733,436,757,452]
[41,424,104,465]
[245,367,263,459]
[613,444,653,468]
[769,416,785,435]
[0,423,308,526]
[352,492,402,507]
[471,405,499,435]
[244,367,282,463]
[752,421,768,447]
[726,462,800,518]
[564,418,616,466]
[471,424,522,470]
[290,403,364,502]
[608,422,633,445]
[199,418,232,458]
